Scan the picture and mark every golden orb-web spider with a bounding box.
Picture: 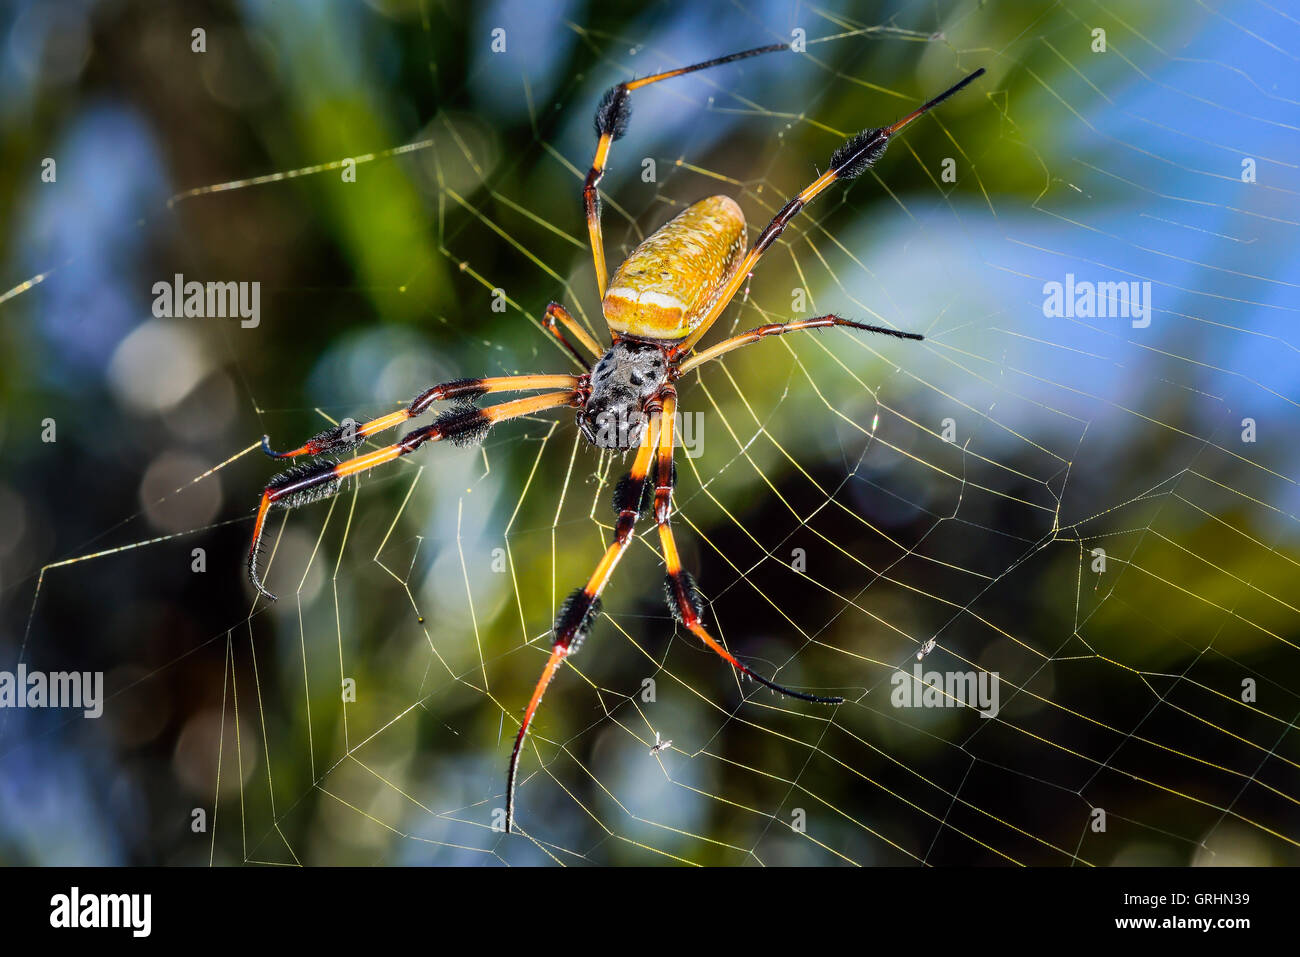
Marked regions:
[246,43,984,833]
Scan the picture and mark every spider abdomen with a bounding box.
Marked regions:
[602,195,746,342]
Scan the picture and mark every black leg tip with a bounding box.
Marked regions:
[248,563,279,602]
[260,435,293,459]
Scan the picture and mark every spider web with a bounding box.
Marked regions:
[3,0,1299,866]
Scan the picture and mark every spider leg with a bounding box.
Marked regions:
[674,67,984,356]
[505,412,660,833]
[584,42,789,300]
[260,373,581,459]
[652,387,843,705]
[676,314,922,375]
[248,390,580,601]
[542,301,603,367]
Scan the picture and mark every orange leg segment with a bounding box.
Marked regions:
[674,67,984,356]
[583,43,790,303]
[542,301,603,367]
[248,390,580,601]
[261,374,580,460]
[505,408,660,832]
[653,387,843,706]
[676,314,922,375]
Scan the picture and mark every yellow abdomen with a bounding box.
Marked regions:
[603,195,747,342]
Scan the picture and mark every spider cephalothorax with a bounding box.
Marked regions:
[577,340,671,450]
[245,43,983,834]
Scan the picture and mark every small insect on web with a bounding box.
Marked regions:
[243,41,984,835]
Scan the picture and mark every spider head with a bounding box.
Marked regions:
[578,401,649,450]
[579,341,669,450]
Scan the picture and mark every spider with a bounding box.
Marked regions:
[245,43,984,834]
